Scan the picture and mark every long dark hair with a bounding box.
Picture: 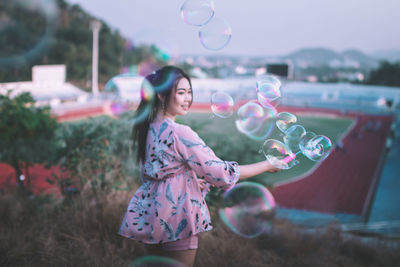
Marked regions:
[132,66,192,163]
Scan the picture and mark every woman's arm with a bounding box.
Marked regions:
[238,160,280,180]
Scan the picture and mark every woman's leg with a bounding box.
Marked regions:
[163,249,197,267]
[144,244,197,267]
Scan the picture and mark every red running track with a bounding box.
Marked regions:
[0,163,65,197]
[272,110,394,216]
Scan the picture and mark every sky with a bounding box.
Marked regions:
[66,0,400,57]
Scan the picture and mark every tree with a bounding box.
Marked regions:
[0,91,59,193]
[366,61,400,87]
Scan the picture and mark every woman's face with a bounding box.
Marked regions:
[165,78,192,117]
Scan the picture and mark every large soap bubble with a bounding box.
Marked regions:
[262,139,297,169]
[235,102,265,135]
[256,75,282,108]
[210,91,234,118]
[199,17,232,50]
[241,105,277,141]
[276,112,297,133]
[180,0,215,26]
[129,255,185,267]
[0,0,59,68]
[104,74,154,123]
[132,27,180,68]
[301,135,332,161]
[219,182,276,238]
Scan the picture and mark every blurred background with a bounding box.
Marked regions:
[1,0,399,266]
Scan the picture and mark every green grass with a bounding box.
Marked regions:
[179,112,354,187]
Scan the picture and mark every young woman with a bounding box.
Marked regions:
[118,66,279,267]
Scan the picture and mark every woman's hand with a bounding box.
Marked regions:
[197,178,211,198]
[239,160,281,180]
[197,178,208,190]
[265,161,281,173]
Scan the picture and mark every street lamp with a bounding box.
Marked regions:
[90,20,102,96]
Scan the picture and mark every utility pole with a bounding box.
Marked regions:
[90,20,102,96]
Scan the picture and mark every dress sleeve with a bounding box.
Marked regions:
[173,125,240,190]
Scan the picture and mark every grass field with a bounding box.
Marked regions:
[179,112,354,187]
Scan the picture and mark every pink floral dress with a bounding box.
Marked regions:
[118,118,240,244]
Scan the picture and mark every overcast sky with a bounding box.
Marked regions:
[66,0,400,57]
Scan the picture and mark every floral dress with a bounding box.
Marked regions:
[118,118,240,244]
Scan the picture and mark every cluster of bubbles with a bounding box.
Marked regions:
[180,0,232,50]
[212,75,332,237]
[262,112,332,169]
[210,74,281,141]
[219,182,276,238]
[210,75,333,169]
[0,0,59,69]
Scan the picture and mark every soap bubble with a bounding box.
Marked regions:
[283,124,306,153]
[302,135,332,161]
[180,0,215,26]
[299,131,317,152]
[219,182,276,238]
[262,139,297,169]
[199,17,232,50]
[0,0,59,68]
[132,27,180,68]
[210,91,234,118]
[256,75,281,108]
[235,102,265,135]
[239,105,277,141]
[276,112,297,132]
[129,255,185,267]
[104,74,154,122]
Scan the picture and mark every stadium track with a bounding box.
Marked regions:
[272,107,394,217]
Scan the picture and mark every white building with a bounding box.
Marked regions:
[0,65,89,107]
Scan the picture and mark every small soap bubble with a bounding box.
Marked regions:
[276,112,297,132]
[219,182,276,238]
[283,124,306,153]
[262,139,297,169]
[302,135,332,162]
[210,91,234,118]
[299,131,317,152]
[256,75,282,108]
[180,0,215,26]
[199,17,232,50]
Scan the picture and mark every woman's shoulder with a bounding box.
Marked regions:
[151,118,197,139]
[170,120,197,138]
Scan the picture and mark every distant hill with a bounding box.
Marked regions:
[371,49,400,63]
[281,47,379,70]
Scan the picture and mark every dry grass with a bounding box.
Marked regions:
[1,190,399,267]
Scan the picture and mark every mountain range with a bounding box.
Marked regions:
[280,47,399,70]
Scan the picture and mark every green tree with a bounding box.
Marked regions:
[0,91,59,192]
[366,61,400,87]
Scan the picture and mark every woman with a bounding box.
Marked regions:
[118,66,279,267]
